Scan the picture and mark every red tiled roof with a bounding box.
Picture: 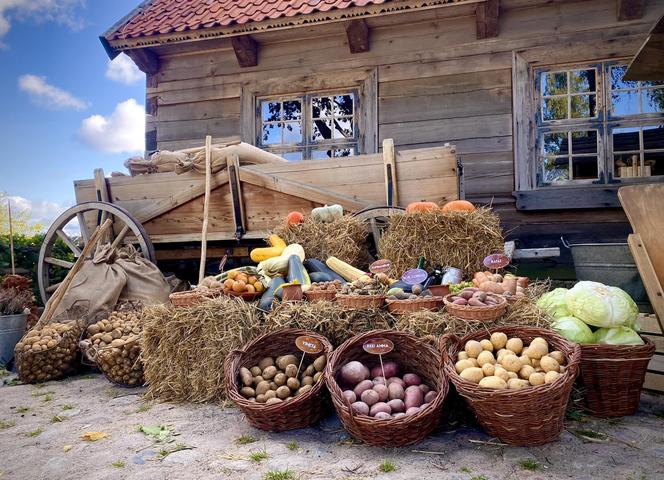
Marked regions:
[108,0,396,41]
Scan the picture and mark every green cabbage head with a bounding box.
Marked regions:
[551,316,595,344]
[566,281,638,328]
[536,288,571,319]
[593,326,644,345]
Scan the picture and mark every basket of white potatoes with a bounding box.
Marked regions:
[441,326,581,446]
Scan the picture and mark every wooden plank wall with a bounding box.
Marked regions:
[639,315,664,392]
[146,0,661,244]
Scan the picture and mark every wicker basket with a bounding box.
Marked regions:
[336,294,386,310]
[441,326,581,446]
[305,290,337,302]
[169,288,222,307]
[222,289,262,301]
[578,338,655,417]
[325,330,448,447]
[386,297,443,314]
[223,328,333,432]
[443,293,507,322]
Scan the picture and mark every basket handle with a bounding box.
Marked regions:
[439,333,460,365]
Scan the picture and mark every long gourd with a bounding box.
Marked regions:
[257,243,305,276]
[250,235,286,262]
[258,276,286,311]
[287,255,311,291]
[326,256,366,282]
[303,258,346,283]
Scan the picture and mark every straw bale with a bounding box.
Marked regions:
[378,208,504,276]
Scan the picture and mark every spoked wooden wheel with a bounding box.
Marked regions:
[38,201,155,304]
[353,206,406,257]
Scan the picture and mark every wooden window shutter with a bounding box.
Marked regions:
[512,51,537,191]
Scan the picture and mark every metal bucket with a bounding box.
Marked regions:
[562,238,652,313]
[0,313,27,366]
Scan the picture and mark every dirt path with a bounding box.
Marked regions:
[1,374,664,480]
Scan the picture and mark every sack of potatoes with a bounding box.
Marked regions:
[238,353,327,405]
[14,323,80,383]
[85,310,144,387]
[455,332,567,389]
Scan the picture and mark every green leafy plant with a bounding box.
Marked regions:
[26,427,43,437]
[50,415,64,423]
[61,404,74,410]
[136,403,152,413]
[234,435,256,445]
[379,459,396,473]
[459,467,472,473]
[111,461,126,468]
[249,449,269,462]
[138,424,178,444]
[518,459,541,471]
[15,406,30,414]
[470,476,487,480]
[262,470,296,480]
[286,441,299,451]
[0,419,16,430]
[157,443,192,460]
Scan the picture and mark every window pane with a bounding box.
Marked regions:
[614,154,639,178]
[262,101,281,122]
[312,97,333,118]
[543,97,568,120]
[543,132,569,156]
[311,149,333,160]
[333,95,354,116]
[542,72,567,95]
[332,118,354,139]
[571,94,596,118]
[643,125,664,150]
[570,69,595,93]
[645,152,664,176]
[262,123,282,145]
[282,121,302,143]
[571,156,598,180]
[642,89,664,114]
[610,65,637,90]
[571,130,597,154]
[333,147,355,157]
[613,127,640,152]
[612,90,639,116]
[542,156,569,183]
[282,100,301,121]
[282,151,303,161]
[312,119,333,141]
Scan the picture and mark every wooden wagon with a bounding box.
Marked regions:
[37,139,460,303]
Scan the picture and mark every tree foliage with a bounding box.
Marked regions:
[0,192,43,236]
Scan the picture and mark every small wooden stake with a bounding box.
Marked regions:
[198,135,212,284]
[7,200,15,275]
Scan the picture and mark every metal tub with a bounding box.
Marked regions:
[562,239,652,313]
[0,313,27,366]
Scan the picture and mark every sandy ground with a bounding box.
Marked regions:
[1,374,664,480]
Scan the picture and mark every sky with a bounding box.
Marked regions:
[0,0,146,232]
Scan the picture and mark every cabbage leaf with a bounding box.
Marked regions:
[551,316,595,344]
[565,281,638,328]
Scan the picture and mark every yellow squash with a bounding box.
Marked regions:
[250,235,287,262]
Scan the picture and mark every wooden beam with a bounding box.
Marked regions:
[345,19,370,54]
[625,15,664,81]
[227,153,246,239]
[618,0,646,21]
[382,138,398,206]
[238,166,372,211]
[126,48,160,74]
[231,35,258,67]
[628,234,664,333]
[476,0,500,39]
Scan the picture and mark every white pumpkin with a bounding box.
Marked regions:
[311,204,343,223]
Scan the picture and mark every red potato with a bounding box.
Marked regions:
[374,411,391,420]
[353,379,374,398]
[468,298,486,307]
[372,376,386,385]
[361,389,380,406]
[340,361,369,385]
[393,412,406,419]
[387,382,405,400]
[453,298,468,305]
[403,373,422,387]
[420,403,429,410]
[387,377,405,388]
[404,385,424,409]
[418,384,430,394]
[405,406,421,416]
[387,398,405,413]
[424,390,437,403]
[370,402,392,416]
[342,390,356,404]
[459,290,475,300]
[351,401,369,416]
[371,361,399,379]
[373,384,389,402]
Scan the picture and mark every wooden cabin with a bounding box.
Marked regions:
[101,0,664,265]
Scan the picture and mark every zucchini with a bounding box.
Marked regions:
[287,255,311,290]
[309,271,332,283]
[258,276,286,311]
[303,258,346,283]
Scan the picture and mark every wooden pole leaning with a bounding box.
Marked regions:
[198,135,213,284]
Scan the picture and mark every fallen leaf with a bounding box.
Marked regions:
[80,431,108,442]
[63,445,73,453]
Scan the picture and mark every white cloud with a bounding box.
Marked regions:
[78,98,145,154]
[18,74,88,110]
[6,195,72,233]
[106,53,143,85]
[0,0,85,46]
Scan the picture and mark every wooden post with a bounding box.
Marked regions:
[227,153,246,240]
[382,138,398,207]
[198,135,212,284]
[7,200,15,275]
[94,168,113,243]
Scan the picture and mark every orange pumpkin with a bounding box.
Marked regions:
[441,200,476,213]
[405,201,440,214]
[286,211,305,225]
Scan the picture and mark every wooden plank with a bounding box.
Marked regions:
[56,229,81,257]
[94,168,113,243]
[512,51,536,192]
[640,314,663,335]
[477,0,500,39]
[227,154,246,238]
[625,15,664,81]
[199,135,212,283]
[126,48,160,74]
[345,19,370,54]
[379,68,511,98]
[155,246,249,261]
[644,371,664,393]
[512,247,560,259]
[628,234,664,333]
[618,0,646,21]
[44,257,74,269]
[382,138,398,206]
[231,35,258,67]
[156,117,240,142]
[515,187,621,210]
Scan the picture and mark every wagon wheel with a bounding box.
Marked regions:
[353,206,406,258]
[38,201,155,304]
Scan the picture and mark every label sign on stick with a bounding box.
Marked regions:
[401,268,428,285]
[369,259,392,274]
[295,336,324,355]
[362,338,394,355]
[483,253,510,270]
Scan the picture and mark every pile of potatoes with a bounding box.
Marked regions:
[337,361,438,419]
[238,353,327,404]
[14,323,79,383]
[85,311,144,386]
[454,332,567,390]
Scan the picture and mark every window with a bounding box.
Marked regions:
[534,62,664,187]
[257,92,359,160]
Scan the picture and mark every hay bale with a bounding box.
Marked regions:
[378,208,504,276]
[140,297,261,404]
[272,215,369,268]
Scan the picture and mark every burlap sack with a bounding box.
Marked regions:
[116,246,170,305]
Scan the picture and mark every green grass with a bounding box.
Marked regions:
[15,406,30,414]
[136,403,152,413]
[41,394,54,402]
[61,404,74,411]
[50,415,64,423]
[235,435,257,445]
[249,449,269,462]
[26,427,43,437]
[575,429,608,440]
[459,467,472,473]
[156,443,192,460]
[470,476,487,480]
[286,441,298,451]
[262,470,296,480]
[0,419,16,430]
[518,459,541,471]
[378,459,396,473]
[111,461,126,468]
[31,389,54,397]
